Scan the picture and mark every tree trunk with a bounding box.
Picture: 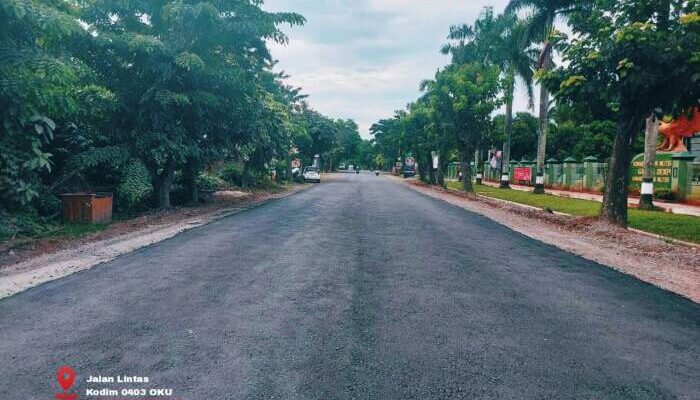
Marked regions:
[242,161,250,188]
[501,78,514,188]
[474,148,482,185]
[417,156,425,182]
[286,153,293,183]
[436,150,445,188]
[184,159,199,205]
[534,50,551,194]
[602,110,645,226]
[420,155,431,183]
[638,114,659,210]
[156,158,176,209]
[461,151,473,192]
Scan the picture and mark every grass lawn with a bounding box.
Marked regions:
[445,181,700,244]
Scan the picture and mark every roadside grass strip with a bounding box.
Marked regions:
[445,181,700,244]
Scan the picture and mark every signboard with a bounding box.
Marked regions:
[291,158,301,168]
[431,151,439,169]
[629,153,673,192]
[514,167,532,181]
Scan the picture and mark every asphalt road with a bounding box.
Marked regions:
[1,173,699,400]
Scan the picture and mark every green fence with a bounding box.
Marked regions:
[441,153,698,203]
[686,162,700,203]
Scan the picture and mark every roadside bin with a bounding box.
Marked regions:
[61,193,113,223]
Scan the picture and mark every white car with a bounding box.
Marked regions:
[303,167,321,183]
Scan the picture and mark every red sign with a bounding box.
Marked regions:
[514,167,532,181]
[291,158,301,168]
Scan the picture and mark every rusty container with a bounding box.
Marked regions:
[61,193,113,223]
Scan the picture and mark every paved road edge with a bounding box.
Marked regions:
[393,177,700,304]
[0,184,312,300]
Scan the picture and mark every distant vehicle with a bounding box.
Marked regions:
[347,164,354,171]
[339,163,346,170]
[403,157,416,178]
[374,170,380,176]
[303,166,321,183]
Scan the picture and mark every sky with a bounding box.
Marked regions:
[263,0,536,139]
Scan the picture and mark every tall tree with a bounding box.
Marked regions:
[494,14,536,188]
[444,8,535,188]
[81,0,304,208]
[547,0,700,225]
[506,0,578,193]
[423,64,501,191]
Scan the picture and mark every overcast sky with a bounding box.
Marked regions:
[264,0,536,139]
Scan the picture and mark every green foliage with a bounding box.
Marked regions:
[68,146,130,171]
[0,0,101,210]
[197,173,225,191]
[550,0,700,118]
[541,0,700,224]
[34,186,61,216]
[115,160,152,211]
[219,164,244,187]
[252,177,284,192]
[0,211,58,241]
[547,119,617,161]
[491,112,538,159]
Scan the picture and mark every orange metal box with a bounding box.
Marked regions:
[61,193,113,223]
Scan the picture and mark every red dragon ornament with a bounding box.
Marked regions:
[657,107,700,152]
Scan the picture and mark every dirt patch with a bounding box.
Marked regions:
[0,185,309,299]
[401,179,700,303]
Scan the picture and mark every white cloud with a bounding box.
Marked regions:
[264,0,536,138]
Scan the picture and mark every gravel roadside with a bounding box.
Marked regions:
[0,184,309,299]
[398,178,700,303]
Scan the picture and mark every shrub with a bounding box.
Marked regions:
[34,188,62,217]
[116,160,152,210]
[654,189,676,201]
[219,164,243,186]
[197,173,224,191]
[0,211,58,241]
[253,176,283,192]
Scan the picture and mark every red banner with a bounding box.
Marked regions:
[514,167,532,181]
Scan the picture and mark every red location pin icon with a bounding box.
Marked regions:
[57,366,76,392]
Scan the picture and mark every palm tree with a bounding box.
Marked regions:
[442,7,499,188]
[493,14,536,188]
[505,0,577,193]
[443,8,535,189]
[442,7,499,65]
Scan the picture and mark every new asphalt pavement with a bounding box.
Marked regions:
[1,172,698,399]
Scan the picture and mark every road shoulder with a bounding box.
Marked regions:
[0,184,310,299]
[396,177,700,303]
